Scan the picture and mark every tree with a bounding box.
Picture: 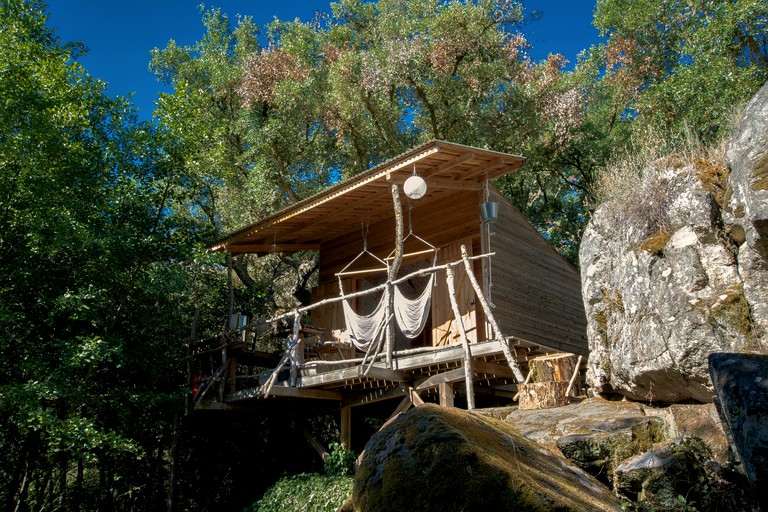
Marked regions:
[590,0,768,144]
[153,0,594,266]
[0,2,224,509]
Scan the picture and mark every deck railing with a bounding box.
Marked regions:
[189,245,525,410]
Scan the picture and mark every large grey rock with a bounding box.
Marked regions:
[655,402,730,463]
[505,397,660,447]
[353,403,622,511]
[724,82,768,345]
[709,352,768,509]
[615,438,756,511]
[581,167,751,402]
[580,83,768,403]
[503,398,754,510]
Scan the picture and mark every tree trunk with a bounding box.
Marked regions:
[517,353,580,410]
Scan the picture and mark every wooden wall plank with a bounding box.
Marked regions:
[485,189,587,355]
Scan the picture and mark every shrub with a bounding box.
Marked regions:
[247,473,353,512]
[324,442,356,477]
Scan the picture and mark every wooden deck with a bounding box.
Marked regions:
[195,337,552,411]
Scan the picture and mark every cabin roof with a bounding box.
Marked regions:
[211,140,524,254]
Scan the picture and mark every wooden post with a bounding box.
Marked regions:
[387,183,404,369]
[439,382,455,408]
[385,283,394,369]
[289,312,301,386]
[228,358,237,392]
[445,265,475,410]
[261,342,294,398]
[303,426,330,462]
[566,355,583,397]
[340,406,352,450]
[460,245,525,383]
[479,205,494,341]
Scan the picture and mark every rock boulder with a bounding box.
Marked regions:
[580,82,768,403]
[709,352,768,509]
[724,81,768,344]
[352,403,622,511]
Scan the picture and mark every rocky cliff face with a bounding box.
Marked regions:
[580,82,768,403]
[723,83,768,344]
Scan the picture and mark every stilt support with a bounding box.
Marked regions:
[439,382,455,408]
[340,406,352,450]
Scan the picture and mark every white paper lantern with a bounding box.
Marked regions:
[403,175,427,199]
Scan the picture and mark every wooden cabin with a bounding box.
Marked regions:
[194,140,587,445]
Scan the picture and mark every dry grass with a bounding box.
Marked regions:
[595,126,732,249]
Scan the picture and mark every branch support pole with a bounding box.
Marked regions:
[387,183,404,369]
[289,311,302,386]
[460,245,525,382]
[445,265,475,410]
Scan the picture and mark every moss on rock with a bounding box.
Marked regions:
[353,404,622,512]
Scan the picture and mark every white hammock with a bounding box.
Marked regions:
[393,273,434,338]
[342,288,389,351]
[341,275,434,349]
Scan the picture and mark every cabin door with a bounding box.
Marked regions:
[431,240,477,346]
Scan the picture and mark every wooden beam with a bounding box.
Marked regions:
[343,385,407,408]
[226,243,321,253]
[406,386,425,406]
[227,385,344,401]
[299,364,406,387]
[303,426,330,462]
[439,382,455,408]
[365,366,408,383]
[414,368,466,391]
[424,151,476,177]
[386,396,413,423]
[445,264,476,410]
[387,174,482,191]
[472,359,519,379]
[429,177,483,191]
[461,245,526,383]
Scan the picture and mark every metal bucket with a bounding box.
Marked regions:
[478,201,499,222]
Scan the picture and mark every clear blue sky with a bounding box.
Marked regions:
[45,1,601,121]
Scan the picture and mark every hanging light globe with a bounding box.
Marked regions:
[403,174,427,199]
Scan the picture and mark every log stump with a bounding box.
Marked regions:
[529,353,580,385]
[518,353,580,411]
[518,381,571,410]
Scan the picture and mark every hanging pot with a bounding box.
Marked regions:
[478,201,499,222]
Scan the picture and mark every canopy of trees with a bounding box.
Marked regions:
[1,0,765,510]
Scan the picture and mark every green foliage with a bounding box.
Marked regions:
[248,473,353,512]
[324,442,356,476]
[153,0,597,267]
[588,0,767,146]
[0,1,226,510]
